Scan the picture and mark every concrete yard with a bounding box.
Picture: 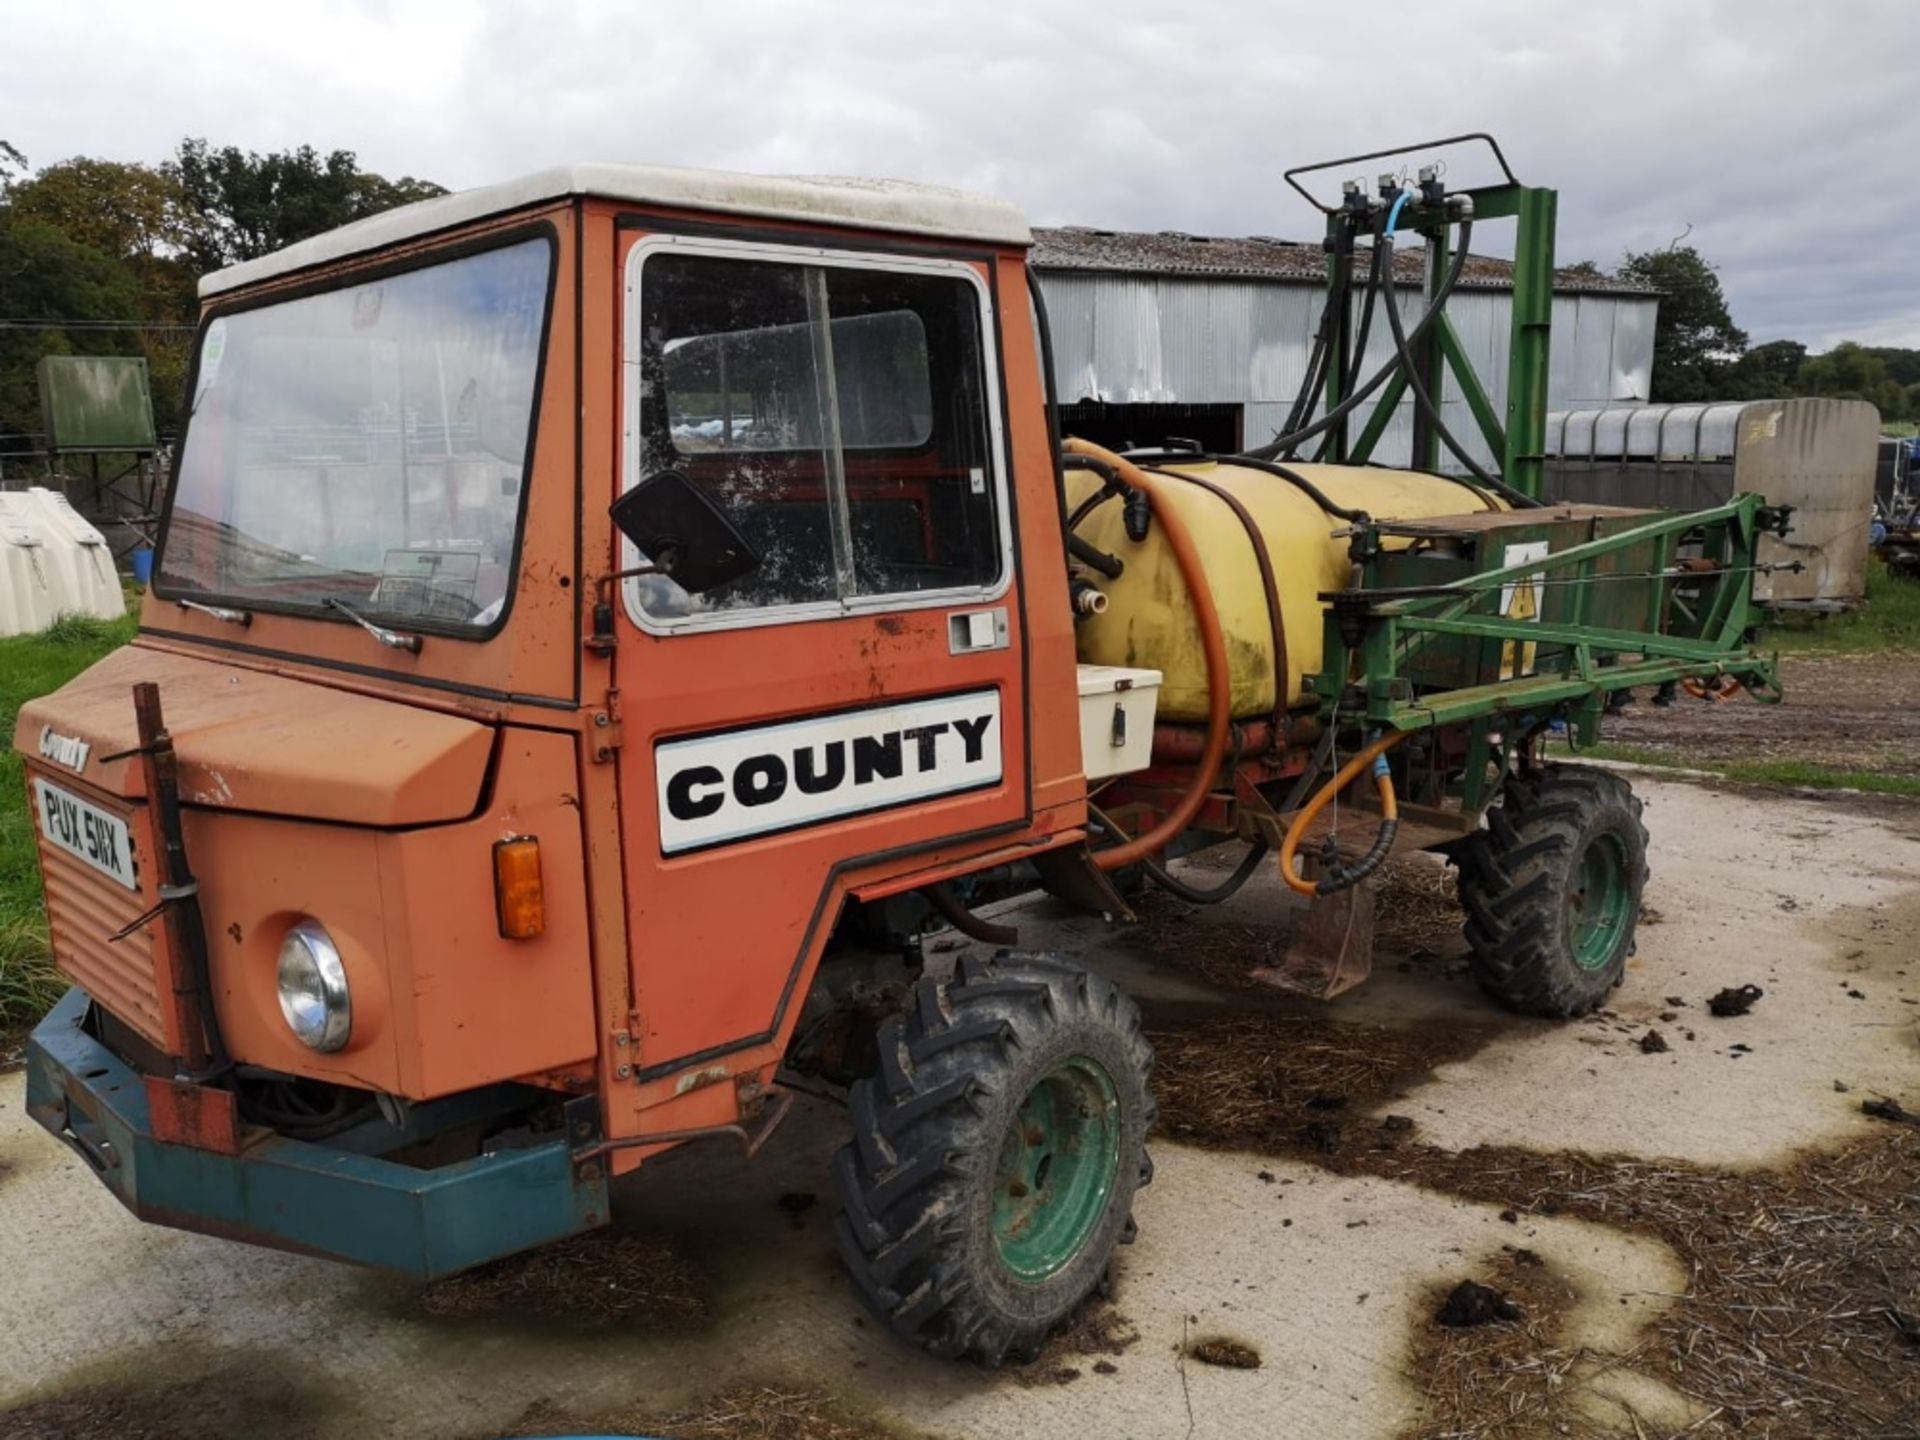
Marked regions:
[2,771,1916,1439]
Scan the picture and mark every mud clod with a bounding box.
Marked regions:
[1708,983,1764,1017]
[1302,1119,1343,1154]
[1023,1299,1138,1372]
[1638,1029,1669,1054]
[1434,1280,1524,1328]
[1862,1096,1918,1127]
[1185,1336,1262,1369]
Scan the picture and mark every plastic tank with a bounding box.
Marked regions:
[0,487,127,637]
[1068,461,1498,723]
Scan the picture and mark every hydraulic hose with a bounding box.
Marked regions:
[1228,454,1371,523]
[1375,228,1543,509]
[1067,532,1124,580]
[1309,230,1390,463]
[1278,731,1405,897]
[921,881,1020,945]
[1242,217,1476,461]
[1063,438,1232,872]
[1278,216,1355,444]
[1088,804,1271,905]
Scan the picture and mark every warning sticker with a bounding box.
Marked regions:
[1498,541,1550,678]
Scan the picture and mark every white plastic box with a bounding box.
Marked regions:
[1076,664,1162,780]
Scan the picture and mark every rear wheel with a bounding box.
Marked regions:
[832,951,1155,1364]
[1456,763,1648,1017]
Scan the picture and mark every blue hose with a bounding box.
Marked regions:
[1384,188,1412,238]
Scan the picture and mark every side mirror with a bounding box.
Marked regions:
[609,470,759,596]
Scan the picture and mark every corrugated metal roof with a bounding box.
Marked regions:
[1030,226,1654,297]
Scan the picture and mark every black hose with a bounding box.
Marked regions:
[1089,804,1271,905]
[1227,455,1370,523]
[921,881,1019,945]
[1068,486,1118,531]
[1241,216,1477,460]
[1276,211,1364,447]
[1376,234,1543,509]
[1062,452,1119,483]
[1278,249,1345,442]
[1028,269,1087,568]
[1313,817,1399,896]
[1068,532,1124,580]
[1311,231,1389,462]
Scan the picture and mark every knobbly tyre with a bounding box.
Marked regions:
[16,139,1786,1364]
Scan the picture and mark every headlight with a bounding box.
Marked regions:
[277,920,351,1052]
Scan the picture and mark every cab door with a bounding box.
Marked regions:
[610,226,1031,1084]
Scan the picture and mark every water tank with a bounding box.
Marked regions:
[0,487,127,637]
[1068,461,1499,722]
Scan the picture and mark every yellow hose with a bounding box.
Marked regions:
[1278,731,1405,896]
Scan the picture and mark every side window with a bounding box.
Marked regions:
[631,249,1001,621]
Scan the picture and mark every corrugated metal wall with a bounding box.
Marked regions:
[1034,273,1656,472]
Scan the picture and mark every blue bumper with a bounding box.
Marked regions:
[25,988,609,1278]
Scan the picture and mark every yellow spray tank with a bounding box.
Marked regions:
[1066,459,1503,723]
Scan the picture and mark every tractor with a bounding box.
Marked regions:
[17,141,1783,1364]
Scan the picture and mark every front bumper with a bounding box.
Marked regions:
[25,987,608,1279]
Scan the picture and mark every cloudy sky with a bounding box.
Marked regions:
[6,0,1917,348]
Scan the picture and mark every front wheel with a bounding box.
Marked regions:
[832,952,1155,1365]
[1455,763,1649,1017]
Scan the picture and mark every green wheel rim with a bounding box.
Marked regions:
[990,1055,1122,1282]
[1569,832,1632,970]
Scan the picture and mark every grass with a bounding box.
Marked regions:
[1769,558,1920,654]
[0,611,137,1032]
[1568,742,1920,798]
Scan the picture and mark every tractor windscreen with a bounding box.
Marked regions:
[156,235,554,632]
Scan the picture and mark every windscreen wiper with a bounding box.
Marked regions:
[322,596,423,654]
[176,598,251,627]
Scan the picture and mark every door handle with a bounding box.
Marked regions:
[948,607,1008,655]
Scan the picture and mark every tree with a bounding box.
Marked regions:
[1716,338,1806,401]
[1619,245,1748,403]
[0,219,148,447]
[5,158,189,267]
[1797,342,1907,419]
[166,138,446,271]
[1866,347,1920,390]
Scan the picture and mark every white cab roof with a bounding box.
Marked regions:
[199,163,1032,296]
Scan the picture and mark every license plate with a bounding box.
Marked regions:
[33,778,138,891]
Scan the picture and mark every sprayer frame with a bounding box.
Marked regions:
[1299,137,1557,497]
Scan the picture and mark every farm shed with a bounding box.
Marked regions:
[1030,227,1657,470]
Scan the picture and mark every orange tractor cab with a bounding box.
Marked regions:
[17,148,1785,1363]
